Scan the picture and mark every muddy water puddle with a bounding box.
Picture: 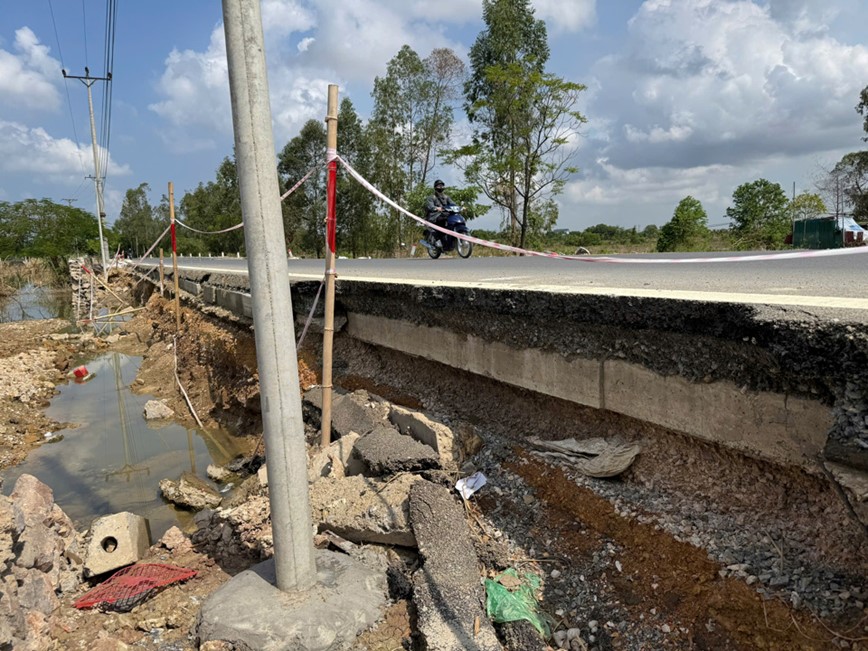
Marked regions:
[2,351,247,539]
[0,284,72,322]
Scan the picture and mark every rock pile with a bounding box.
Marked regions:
[0,474,84,650]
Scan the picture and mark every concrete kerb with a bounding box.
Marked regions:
[197,550,387,651]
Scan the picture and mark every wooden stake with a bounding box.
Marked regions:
[169,182,181,332]
[159,248,165,296]
[320,84,339,448]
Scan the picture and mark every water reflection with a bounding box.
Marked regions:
[1,351,248,539]
[0,284,72,322]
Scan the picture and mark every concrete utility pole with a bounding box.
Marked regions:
[222,0,317,591]
[63,67,110,280]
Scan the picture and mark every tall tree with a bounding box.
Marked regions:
[418,48,465,185]
[180,157,244,255]
[833,152,868,220]
[726,179,790,249]
[453,0,585,249]
[336,98,379,257]
[857,85,868,141]
[114,183,165,256]
[278,119,327,257]
[657,196,710,252]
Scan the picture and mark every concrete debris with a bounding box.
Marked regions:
[302,388,387,438]
[527,436,642,478]
[354,425,440,475]
[389,405,463,470]
[83,511,151,578]
[157,526,193,554]
[0,475,83,649]
[824,461,868,529]
[308,431,363,482]
[142,399,174,420]
[206,464,233,483]
[309,474,422,547]
[197,551,387,651]
[408,480,502,651]
[159,472,222,510]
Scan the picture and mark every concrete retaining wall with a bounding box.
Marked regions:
[346,312,832,468]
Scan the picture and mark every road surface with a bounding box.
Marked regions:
[139,249,868,312]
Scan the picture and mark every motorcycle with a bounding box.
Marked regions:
[419,206,473,259]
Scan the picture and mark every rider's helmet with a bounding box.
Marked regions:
[434,180,445,192]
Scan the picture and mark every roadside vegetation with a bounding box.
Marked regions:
[3,1,868,261]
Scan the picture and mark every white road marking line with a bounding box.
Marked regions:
[477,275,531,282]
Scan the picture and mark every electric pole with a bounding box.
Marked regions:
[63,67,111,280]
[62,198,78,207]
[222,0,317,591]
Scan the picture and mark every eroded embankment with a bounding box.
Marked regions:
[126,269,868,648]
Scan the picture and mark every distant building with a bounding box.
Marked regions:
[789,215,865,249]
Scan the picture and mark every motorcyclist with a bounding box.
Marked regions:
[425,180,459,246]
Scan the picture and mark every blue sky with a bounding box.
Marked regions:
[2,0,867,233]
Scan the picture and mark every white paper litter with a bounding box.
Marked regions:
[455,471,487,499]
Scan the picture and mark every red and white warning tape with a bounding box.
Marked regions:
[337,155,868,264]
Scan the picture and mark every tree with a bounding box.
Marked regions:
[114,183,166,256]
[834,152,868,220]
[858,85,868,141]
[0,199,98,260]
[336,98,378,257]
[656,196,709,252]
[790,192,826,221]
[180,157,245,255]
[726,179,790,249]
[368,45,465,253]
[452,0,585,249]
[278,119,327,257]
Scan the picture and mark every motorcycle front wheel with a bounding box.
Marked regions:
[456,236,473,259]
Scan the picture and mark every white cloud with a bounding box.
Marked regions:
[0,27,61,113]
[0,119,130,181]
[533,0,596,32]
[588,0,868,171]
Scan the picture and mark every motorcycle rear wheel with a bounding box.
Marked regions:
[456,237,473,259]
[426,234,442,259]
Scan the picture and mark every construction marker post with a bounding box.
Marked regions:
[159,248,165,296]
[321,84,339,448]
[169,182,181,332]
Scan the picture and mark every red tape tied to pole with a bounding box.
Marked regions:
[171,221,177,254]
[326,160,337,254]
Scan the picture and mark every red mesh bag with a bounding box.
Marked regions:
[74,563,197,612]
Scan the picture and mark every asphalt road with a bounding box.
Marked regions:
[141,248,868,312]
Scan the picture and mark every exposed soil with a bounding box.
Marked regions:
[2,272,867,650]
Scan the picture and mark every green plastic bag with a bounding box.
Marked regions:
[484,568,550,637]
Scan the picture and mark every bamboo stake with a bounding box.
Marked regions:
[320,84,339,448]
[83,264,129,307]
[91,306,146,320]
[159,248,165,296]
[169,182,181,332]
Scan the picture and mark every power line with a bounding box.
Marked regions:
[98,0,118,181]
[47,0,87,179]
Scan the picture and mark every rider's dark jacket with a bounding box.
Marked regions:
[425,190,455,224]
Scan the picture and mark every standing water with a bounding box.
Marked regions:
[1,351,249,539]
[0,284,72,322]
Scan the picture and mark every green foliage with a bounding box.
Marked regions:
[833,151,868,220]
[179,157,244,255]
[0,199,99,260]
[858,85,868,141]
[368,45,465,252]
[114,183,167,256]
[656,196,709,252]
[337,98,379,257]
[790,192,826,221]
[278,119,327,257]
[453,0,586,249]
[726,179,790,249]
